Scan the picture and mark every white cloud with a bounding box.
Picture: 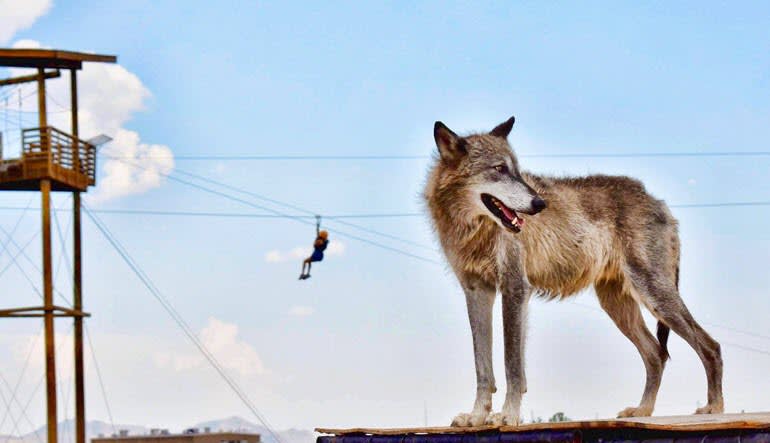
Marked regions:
[11,329,73,370]
[11,38,42,49]
[265,250,284,263]
[264,241,345,263]
[264,247,309,263]
[288,305,314,317]
[6,38,174,203]
[0,0,51,44]
[154,317,265,377]
[688,178,697,186]
[290,246,309,259]
[326,240,345,256]
[90,129,174,203]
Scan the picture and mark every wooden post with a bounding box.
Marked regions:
[38,68,57,443]
[71,67,86,443]
[41,178,57,443]
[37,68,48,152]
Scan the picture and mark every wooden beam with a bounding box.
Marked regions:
[0,306,90,316]
[0,313,91,318]
[0,306,47,315]
[0,70,60,87]
[37,68,48,128]
[71,69,79,172]
[71,67,86,443]
[0,49,117,69]
[41,178,58,443]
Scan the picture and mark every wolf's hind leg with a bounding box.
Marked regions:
[595,278,665,417]
[451,278,496,427]
[628,267,724,415]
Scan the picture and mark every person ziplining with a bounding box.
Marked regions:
[299,216,329,280]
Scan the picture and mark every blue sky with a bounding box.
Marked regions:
[1,0,769,435]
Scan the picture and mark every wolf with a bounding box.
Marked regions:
[423,116,724,427]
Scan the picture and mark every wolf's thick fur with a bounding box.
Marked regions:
[424,117,724,427]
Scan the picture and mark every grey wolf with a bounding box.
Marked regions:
[423,116,724,426]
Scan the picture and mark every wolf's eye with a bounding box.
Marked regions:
[494,164,509,175]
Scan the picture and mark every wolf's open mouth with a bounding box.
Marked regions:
[481,193,524,233]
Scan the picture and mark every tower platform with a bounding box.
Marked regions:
[316,412,770,443]
[0,126,96,192]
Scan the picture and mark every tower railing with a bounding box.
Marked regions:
[22,126,96,184]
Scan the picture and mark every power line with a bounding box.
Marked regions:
[84,324,116,436]
[107,151,770,161]
[96,158,770,357]
[0,325,75,443]
[37,207,422,219]
[720,341,770,357]
[167,168,438,251]
[0,324,44,443]
[83,205,286,443]
[103,157,442,265]
[703,322,770,342]
[670,201,770,209]
[0,231,40,282]
[2,201,770,220]
[567,301,770,356]
[164,170,441,264]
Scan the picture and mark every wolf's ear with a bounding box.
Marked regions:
[434,121,466,165]
[490,116,515,139]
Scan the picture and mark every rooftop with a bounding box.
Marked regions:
[0,48,116,69]
[92,431,260,441]
[316,411,770,435]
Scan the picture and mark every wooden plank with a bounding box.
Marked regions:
[315,412,770,435]
[0,70,60,87]
[72,67,86,443]
[41,178,58,443]
[0,306,89,317]
[0,49,116,69]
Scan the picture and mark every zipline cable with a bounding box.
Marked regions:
[84,323,116,435]
[97,157,770,344]
[3,202,770,219]
[1,325,75,443]
[84,204,286,443]
[0,324,45,443]
[102,157,442,264]
[168,167,437,251]
[106,151,770,161]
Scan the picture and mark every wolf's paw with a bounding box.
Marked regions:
[695,402,724,415]
[450,412,488,427]
[485,412,520,427]
[617,406,653,418]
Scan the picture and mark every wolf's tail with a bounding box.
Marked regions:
[657,321,671,362]
[656,263,679,362]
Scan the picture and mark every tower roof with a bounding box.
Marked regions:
[0,48,116,69]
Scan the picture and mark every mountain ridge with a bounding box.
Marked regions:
[4,416,313,443]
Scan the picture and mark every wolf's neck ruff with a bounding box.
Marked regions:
[426,177,503,283]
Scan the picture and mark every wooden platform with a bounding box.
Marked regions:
[316,412,770,435]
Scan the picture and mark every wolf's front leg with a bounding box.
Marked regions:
[487,271,529,426]
[451,279,496,427]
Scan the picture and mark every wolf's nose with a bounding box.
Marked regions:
[531,197,547,214]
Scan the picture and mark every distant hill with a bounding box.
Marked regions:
[194,416,314,443]
[5,417,313,443]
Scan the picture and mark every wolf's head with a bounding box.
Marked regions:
[426,116,546,234]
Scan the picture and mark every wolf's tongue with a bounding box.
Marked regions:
[500,204,516,221]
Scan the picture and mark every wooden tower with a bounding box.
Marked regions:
[0,49,117,443]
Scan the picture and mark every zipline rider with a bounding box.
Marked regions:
[299,216,329,280]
